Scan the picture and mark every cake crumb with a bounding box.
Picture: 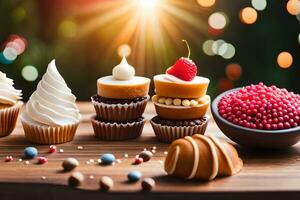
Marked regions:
[77,146,84,150]
[59,149,64,153]
[124,154,128,158]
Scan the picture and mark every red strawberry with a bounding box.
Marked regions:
[166,40,197,81]
[166,58,197,81]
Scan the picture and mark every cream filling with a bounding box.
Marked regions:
[154,74,210,85]
[97,76,150,86]
[168,145,180,175]
[186,136,200,180]
[0,72,22,105]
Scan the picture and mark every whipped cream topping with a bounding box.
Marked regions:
[23,59,81,126]
[112,56,135,80]
[154,74,210,84]
[0,71,22,105]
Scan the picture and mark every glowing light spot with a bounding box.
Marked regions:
[212,40,226,55]
[277,52,293,69]
[118,44,132,57]
[287,0,300,16]
[197,0,215,8]
[58,19,77,38]
[22,65,39,81]
[219,43,236,59]
[226,63,242,81]
[251,0,267,11]
[202,40,215,56]
[208,12,227,30]
[240,7,258,24]
[11,7,26,22]
[138,0,157,10]
[0,52,13,65]
[3,47,18,61]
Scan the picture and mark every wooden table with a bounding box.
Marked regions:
[1,102,300,200]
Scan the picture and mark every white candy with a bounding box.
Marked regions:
[158,97,166,104]
[151,95,158,102]
[182,100,191,107]
[173,99,181,106]
[165,98,173,105]
[190,100,198,107]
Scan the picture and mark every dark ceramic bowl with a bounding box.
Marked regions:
[211,88,300,149]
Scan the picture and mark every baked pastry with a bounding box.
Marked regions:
[151,40,210,143]
[20,59,81,144]
[91,56,150,140]
[164,134,243,181]
[0,71,23,137]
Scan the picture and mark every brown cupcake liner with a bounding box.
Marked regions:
[0,101,23,137]
[150,116,209,143]
[91,95,149,122]
[21,116,79,144]
[91,116,146,141]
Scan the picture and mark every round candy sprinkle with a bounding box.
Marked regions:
[37,156,47,164]
[5,156,13,162]
[141,178,155,191]
[99,176,114,191]
[62,157,79,171]
[100,154,116,165]
[48,145,56,153]
[68,172,84,187]
[138,151,153,162]
[24,147,38,159]
[134,157,143,165]
[128,171,142,182]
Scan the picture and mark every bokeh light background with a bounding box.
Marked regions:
[0,0,299,100]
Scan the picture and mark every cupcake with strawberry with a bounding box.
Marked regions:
[151,40,210,143]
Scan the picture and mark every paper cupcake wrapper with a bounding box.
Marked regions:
[0,101,23,137]
[21,118,79,144]
[150,116,209,143]
[91,116,146,141]
[91,95,149,122]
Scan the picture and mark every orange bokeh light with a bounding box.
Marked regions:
[226,63,242,81]
[277,52,293,69]
[239,7,258,24]
[197,0,215,8]
[286,0,300,15]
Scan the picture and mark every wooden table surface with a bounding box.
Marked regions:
[1,102,300,200]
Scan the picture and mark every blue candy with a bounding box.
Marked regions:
[128,171,142,182]
[24,147,38,159]
[100,154,115,165]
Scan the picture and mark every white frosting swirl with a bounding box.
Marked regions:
[112,56,135,80]
[23,59,81,126]
[0,71,22,105]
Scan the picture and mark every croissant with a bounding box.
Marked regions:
[164,134,243,181]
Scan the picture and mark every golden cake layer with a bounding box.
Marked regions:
[97,76,150,99]
[154,75,209,99]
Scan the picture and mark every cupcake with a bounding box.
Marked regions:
[20,60,81,144]
[91,56,150,140]
[151,40,210,143]
[0,72,23,137]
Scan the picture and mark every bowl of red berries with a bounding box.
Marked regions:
[211,83,300,149]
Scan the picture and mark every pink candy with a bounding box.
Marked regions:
[5,156,13,162]
[218,83,300,130]
[37,156,47,164]
[48,145,57,153]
